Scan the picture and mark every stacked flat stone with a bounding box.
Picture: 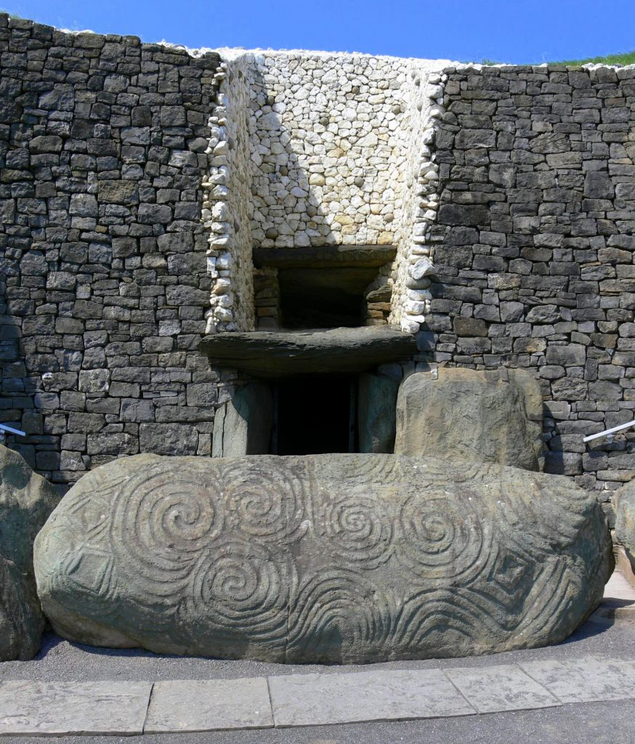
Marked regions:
[203,54,255,333]
[3,11,635,506]
[247,52,408,250]
[0,15,224,487]
[390,67,448,333]
[203,50,450,334]
[424,64,635,522]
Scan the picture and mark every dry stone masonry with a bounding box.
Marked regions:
[0,16,224,486]
[425,65,635,522]
[2,13,635,518]
[203,50,449,334]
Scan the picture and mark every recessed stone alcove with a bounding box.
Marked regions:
[252,245,396,330]
[202,243,409,457]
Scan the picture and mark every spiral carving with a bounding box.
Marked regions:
[110,460,224,600]
[397,489,489,583]
[33,453,610,664]
[286,570,392,662]
[187,539,291,648]
[318,491,393,569]
[220,459,307,544]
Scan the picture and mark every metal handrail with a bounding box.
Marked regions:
[0,423,26,443]
[583,419,635,443]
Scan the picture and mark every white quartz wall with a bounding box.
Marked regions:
[203,55,255,333]
[247,52,412,249]
[390,65,447,333]
[203,49,448,334]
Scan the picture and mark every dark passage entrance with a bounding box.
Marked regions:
[272,376,357,455]
[277,267,378,329]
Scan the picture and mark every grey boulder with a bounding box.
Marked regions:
[35,453,610,664]
[0,445,60,660]
[395,368,544,470]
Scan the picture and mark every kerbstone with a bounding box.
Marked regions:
[445,665,560,713]
[521,658,635,703]
[145,678,273,732]
[0,681,151,736]
[35,453,611,664]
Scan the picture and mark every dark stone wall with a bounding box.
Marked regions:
[0,15,223,487]
[426,65,635,521]
[3,14,635,512]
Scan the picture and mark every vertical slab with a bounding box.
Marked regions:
[212,382,273,456]
[445,665,560,713]
[358,372,399,453]
[269,669,476,727]
[145,678,273,733]
[0,681,152,736]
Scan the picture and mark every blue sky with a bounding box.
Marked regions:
[2,0,634,64]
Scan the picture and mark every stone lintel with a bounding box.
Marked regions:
[198,326,416,378]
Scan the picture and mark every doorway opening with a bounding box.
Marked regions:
[271,375,357,455]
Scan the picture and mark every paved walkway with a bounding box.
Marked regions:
[1,572,634,738]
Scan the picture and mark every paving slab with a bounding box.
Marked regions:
[522,656,635,703]
[445,663,561,712]
[145,678,274,733]
[268,669,476,727]
[0,680,152,737]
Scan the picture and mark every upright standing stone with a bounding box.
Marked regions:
[212,383,273,457]
[357,373,399,453]
[614,479,635,573]
[0,445,60,660]
[394,368,543,471]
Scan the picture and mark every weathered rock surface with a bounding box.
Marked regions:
[395,368,544,470]
[199,326,417,378]
[0,445,60,660]
[212,383,273,457]
[358,373,399,453]
[614,480,635,573]
[252,245,396,269]
[35,453,610,664]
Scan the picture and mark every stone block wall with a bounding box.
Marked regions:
[3,12,635,505]
[246,51,411,250]
[0,15,224,487]
[425,64,635,520]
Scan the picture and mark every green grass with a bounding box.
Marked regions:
[551,51,635,66]
[475,51,635,67]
